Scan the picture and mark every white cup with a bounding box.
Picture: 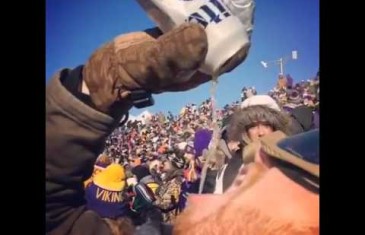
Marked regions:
[136,0,253,75]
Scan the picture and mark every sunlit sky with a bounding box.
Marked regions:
[46,0,319,116]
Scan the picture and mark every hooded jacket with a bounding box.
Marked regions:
[216,105,291,193]
[46,68,130,235]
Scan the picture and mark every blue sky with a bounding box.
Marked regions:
[46,0,319,116]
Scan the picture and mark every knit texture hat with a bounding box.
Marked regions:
[85,164,129,219]
[93,163,126,191]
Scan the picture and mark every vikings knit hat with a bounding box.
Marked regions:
[84,154,113,188]
[241,95,281,111]
[93,163,126,191]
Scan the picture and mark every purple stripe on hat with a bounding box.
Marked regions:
[85,184,130,219]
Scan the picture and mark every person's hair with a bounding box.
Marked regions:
[227,105,292,144]
[103,217,135,235]
[96,153,113,165]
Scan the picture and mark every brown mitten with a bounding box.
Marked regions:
[83,23,209,112]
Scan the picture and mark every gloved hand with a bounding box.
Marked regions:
[83,23,210,112]
[136,0,255,76]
